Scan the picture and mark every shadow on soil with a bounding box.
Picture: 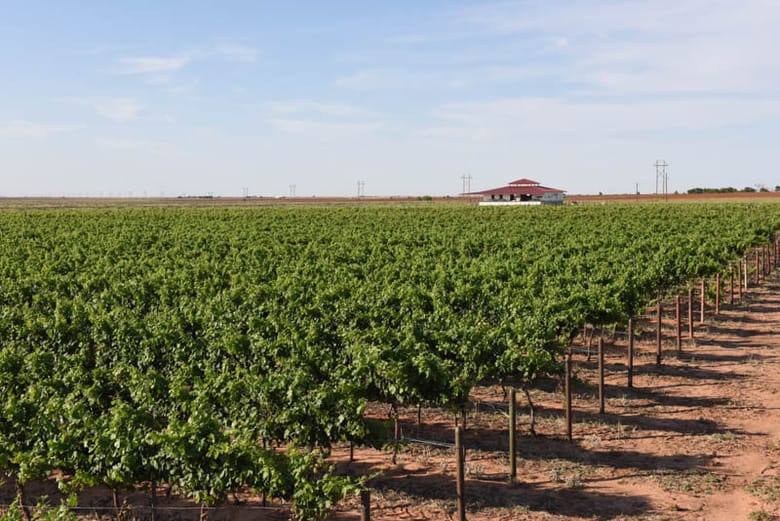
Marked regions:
[342,459,654,520]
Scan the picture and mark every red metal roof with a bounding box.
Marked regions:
[468,184,564,196]
[464,178,564,196]
[508,178,540,186]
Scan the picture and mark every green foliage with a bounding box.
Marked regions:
[286,448,362,521]
[0,495,77,521]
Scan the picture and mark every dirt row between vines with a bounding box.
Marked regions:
[333,274,780,521]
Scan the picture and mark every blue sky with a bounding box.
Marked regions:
[2,1,779,197]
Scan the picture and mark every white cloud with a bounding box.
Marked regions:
[117,55,190,74]
[335,69,467,90]
[454,0,780,96]
[0,121,71,138]
[93,98,144,122]
[94,137,170,152]
[270,118,382,137]
[113,45,258,78]
[214,45,258,63]
[335,69,400,89]
[268,100,375,118]
[266,101,384,139]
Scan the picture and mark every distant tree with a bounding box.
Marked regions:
[743,186,756,192]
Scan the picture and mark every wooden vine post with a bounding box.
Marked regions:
[509,387,517,484]
[687,287,694,339]
[675,295,682,352]
[699,279,706,325]
[151,481,157,521]
[360,490,371,521]
[715,273,720,315]
[739,259,744,297]
[755,250,760,285]
[765,245,770,276]
[729,265,734,305]
[598,337,605,415]
[656,298,662,366]
[455,426,466,521]
[391,405,399,465]
[627,318,634,388]
[565,349,573,442]
[762,246,766,276]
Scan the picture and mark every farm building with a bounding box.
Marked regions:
[465,178,565,206]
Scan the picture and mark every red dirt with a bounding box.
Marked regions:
[567,192,780,204]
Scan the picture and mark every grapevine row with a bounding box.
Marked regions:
[0,203,778,519]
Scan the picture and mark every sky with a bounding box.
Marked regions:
[1,0,779,197]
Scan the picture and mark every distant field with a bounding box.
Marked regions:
[2,191,780,210]
[0,196,472,210]
[567,191,780,204]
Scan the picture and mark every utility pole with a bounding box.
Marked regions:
[460,173,472,194]
[654,160,669,200]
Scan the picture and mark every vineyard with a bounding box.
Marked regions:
[1,203,780,520]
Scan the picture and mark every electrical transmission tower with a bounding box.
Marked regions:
[460,173,472,194]
[357,180,365,198]
[289,184,296,198]
[654,160,669,200]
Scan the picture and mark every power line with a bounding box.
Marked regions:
[654,160,669,200]
[460,173,472,194]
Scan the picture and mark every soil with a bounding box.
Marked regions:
[4,270,780,521]
[567,192,780,204]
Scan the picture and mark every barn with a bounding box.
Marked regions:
[465,178,565,206]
